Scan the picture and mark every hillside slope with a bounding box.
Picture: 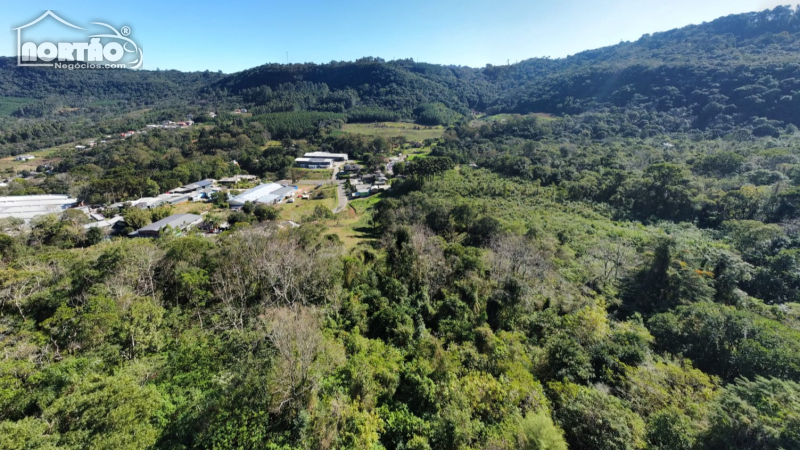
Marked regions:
[489,6,800,129]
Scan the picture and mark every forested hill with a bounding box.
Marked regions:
[3,6,800,129]
[196,6,800,130]
[489,5,800,129]
[0,58,224,114]
[207,58,497,119]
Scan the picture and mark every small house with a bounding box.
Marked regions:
[134,213,203,238]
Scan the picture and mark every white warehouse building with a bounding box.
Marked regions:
[0,195,79,222]
[294,157,334,169]
[228,183,298,208]
[303,152,348,162]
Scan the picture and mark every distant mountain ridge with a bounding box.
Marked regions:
[2,6,800,128]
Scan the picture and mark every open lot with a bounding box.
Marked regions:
[171,201,214,216]
[0,146,67,175]
[342,122,445,141]
[405,146,433,161]
[324,194,382,248]
[291,168,333,181]
[276,184,338,222]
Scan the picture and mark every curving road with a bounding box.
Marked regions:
[333,180,348,214]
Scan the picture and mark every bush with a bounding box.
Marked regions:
[85,227,104,246]
[227,211,253,226]
[550,382,646,450]
[704,377,800,450]
[123,208,151,230]
[241,201,255,215]
[254,204,280,221]
[517,411,569,450]
[306,205,334,221]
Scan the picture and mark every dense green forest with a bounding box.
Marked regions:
[4,6,800,450]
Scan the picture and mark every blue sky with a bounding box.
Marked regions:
[1,0,787,73]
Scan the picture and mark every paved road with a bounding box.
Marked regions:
[333,180,348,214]
[331,162,349,214]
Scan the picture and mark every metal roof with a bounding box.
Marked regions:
[303,152,348,160]
[138,214,202,233]
[0,195,78,221]
[84,216,124,229]
[0,194,76,205]
[181,178,215,190]
[295,157,333,164]
[256,193,281,204]
[269,186,297,198]
[229,183,283,205]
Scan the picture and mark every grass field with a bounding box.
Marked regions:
[0,97,36,116]
[470,113,556,127]
[90,100,119,107]
[0,146,69,175]
[324,194,383,248]
[349,195,382,214]
[172,201,214,215]
[342,122,445,141]
[277,184,338,222]
[291,168,333,181]
[405,146,433,161]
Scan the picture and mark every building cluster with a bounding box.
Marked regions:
[75,141,98,150]
[14,154,35,162]
[121,181,300,237]
[146,120,194,130]
[78,179,224,234]
[351,170,391,197]
[110,179,220,210]
[335,161,393,198]
[294,152,349,169]
[336,163,362,179]
[0,173,261,227]
[233,108,248,114]
[347,153,404,197]
[218,174,259,185]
